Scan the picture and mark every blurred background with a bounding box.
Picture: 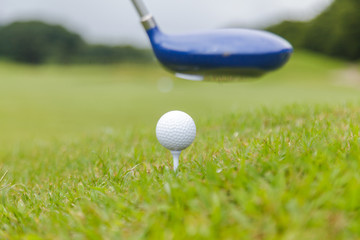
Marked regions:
[0,0,359,146]
[1,0,334,47]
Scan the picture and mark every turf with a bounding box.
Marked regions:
[0,51,358,145]
[1,51,360,239]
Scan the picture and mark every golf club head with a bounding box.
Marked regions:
[129,0,293,82]
[147,26,293,81]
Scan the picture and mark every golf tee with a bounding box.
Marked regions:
[171,151,181,171]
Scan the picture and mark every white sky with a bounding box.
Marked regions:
[0,0,333,47]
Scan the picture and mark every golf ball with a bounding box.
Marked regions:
[156,111,196,151]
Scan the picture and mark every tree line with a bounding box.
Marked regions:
[0,0,359,64]
[267,0,360,61]
[0,21,153,64]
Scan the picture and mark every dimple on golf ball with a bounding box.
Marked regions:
[156,111,196,151]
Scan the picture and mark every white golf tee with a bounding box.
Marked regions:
[171,151,181,171]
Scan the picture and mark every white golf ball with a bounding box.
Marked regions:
[156,111,196,151]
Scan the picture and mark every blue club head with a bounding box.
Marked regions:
[130,0,293,81]
[146,27,293,81]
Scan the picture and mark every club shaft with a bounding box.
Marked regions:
[130,0,150,18]
[130,0,157,30]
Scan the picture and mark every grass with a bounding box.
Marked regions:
[1,51,360,239]
[0,50,358,145]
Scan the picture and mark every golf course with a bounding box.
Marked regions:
[1,50,360,239]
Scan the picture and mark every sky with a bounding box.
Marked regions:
[0,0,333,47]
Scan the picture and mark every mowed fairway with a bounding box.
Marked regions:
[1,51,360,239]
[0,51,359,144]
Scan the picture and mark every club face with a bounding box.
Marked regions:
[146,27,293,81]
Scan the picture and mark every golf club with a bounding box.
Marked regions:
[130,0,293,81]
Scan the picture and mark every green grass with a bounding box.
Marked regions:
[1,51,360,239]
[0,50,358,145]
